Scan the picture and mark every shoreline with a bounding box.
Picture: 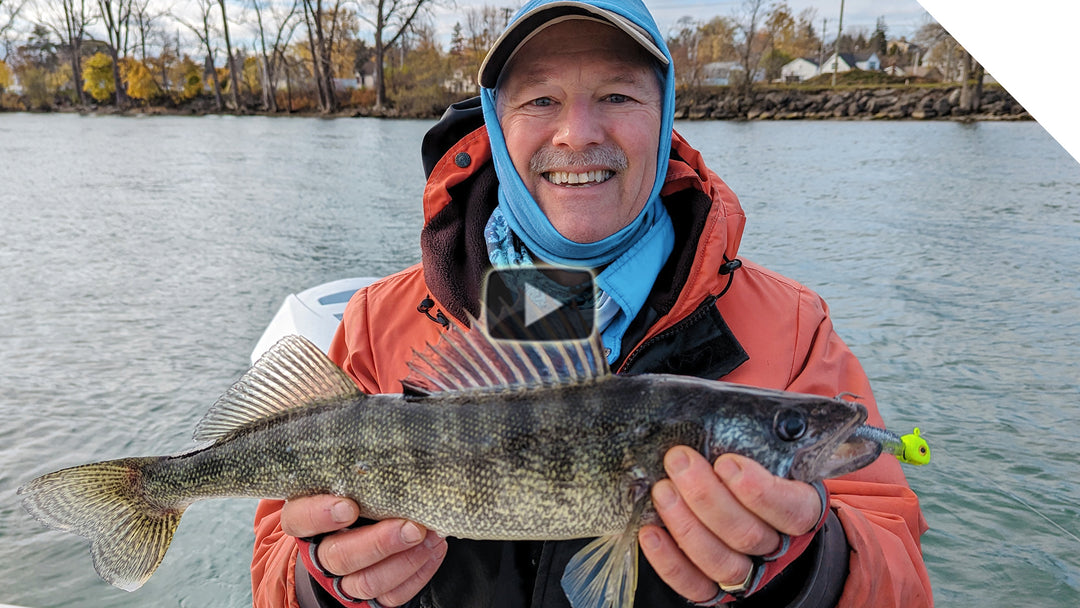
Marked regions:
[3,85,1031,122]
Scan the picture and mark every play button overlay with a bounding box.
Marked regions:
[483,267,596,342]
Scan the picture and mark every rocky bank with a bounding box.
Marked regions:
[676,85,1030,121]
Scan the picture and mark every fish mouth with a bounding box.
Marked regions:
[542,169,615,187]
[816,432,883,479]
[789,404,876,481]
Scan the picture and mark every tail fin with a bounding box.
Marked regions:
[18,457,185,591]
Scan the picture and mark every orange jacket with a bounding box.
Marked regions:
[252,115,931,607]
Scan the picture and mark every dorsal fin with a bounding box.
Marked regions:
[401,314,610,396]
[193,335,362,443]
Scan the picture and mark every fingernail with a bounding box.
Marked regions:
[640,530,660,551]
[401,521,425,544]
[666,448,690,475]
[715,456,742,482]
[653,481,678,508]
[331,501,356,524]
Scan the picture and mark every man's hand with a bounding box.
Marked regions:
[281,495,447,606]
[638,448,823,603]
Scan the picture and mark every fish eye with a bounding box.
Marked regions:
[774,409,807,441]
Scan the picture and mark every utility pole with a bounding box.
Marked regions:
[831,0,844,87]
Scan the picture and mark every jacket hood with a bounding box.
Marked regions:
[419,102,747,326]
[478,0,678,267]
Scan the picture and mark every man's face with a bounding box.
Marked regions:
[496,19,663,244]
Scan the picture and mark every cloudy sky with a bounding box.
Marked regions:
[428,0,932,45]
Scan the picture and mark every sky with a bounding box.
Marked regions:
[427,0,933,45]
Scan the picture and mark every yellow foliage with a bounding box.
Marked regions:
[0,60,13,91]
[83,52,115,102]
[169,56,202,101]
[48,63,73,93]
[242,56,262,96]
[120,57,161,101]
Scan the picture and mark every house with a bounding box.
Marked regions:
[332,71,376,92]
[820,51,881,74]
[702,61,765,86]
[780,57,820,82]
[442,68,478,95]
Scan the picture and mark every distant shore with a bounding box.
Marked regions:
[677,84,1030,122]
[4,84,1030,122]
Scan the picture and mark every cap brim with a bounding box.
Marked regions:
[477,1,668,89]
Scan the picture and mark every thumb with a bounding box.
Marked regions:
[280,495,360,538]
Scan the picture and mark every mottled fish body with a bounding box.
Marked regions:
[19,323,885,608]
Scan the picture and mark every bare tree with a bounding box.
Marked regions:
[0,0,27,58]
[357,0,438,109]
[97,0,133,106]
[216,0,240,110]
[130,0,162,62]
[300,0,341,112]
[251,0,299,112]
[732,0,766,95]
[460,5,501,85]
[39,0,94,105]
[175,0,224,110]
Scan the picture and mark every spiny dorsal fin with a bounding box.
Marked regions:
[401,313,609,396]
[193,335,362,443]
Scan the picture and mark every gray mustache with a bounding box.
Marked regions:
[530,145,629,174]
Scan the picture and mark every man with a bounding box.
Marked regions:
[252,1,932,606]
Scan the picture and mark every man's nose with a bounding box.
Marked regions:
[551,98,604,150]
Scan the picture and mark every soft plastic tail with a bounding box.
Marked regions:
[18,457,184,591]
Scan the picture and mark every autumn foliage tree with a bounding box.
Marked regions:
[120,56,161,102]
[82,51,115,102]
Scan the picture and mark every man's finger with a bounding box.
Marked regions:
[341,531,448,604]
[281,495,359,538]
[664,446,780,556]
[714,454,822,536]
[318,519,428,576]
[650,478,756,588]
[639,524,732,604]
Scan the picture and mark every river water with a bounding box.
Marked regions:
[0,113,1077,607]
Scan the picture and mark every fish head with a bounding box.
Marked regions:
[699,384,876,483]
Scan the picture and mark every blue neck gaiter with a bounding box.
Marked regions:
[481,0,678,363]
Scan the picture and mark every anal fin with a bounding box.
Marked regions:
[560,501,645,608]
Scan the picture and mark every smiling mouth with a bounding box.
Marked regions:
[543,170,615,186]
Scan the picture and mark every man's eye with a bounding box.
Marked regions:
[531,97,553,107]
[606,94,630,103]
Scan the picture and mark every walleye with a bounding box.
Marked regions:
[20,322,904,608]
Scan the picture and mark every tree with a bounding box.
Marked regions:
[299,0,344,112]
[120,55,158,100]
[176,0,224,111]
[732,0,767,94]
[40,0,94,106]
[96,0,132,107]
[0,57,12,90]
[171,53,202,100]
[251,0,299,112]
[357,0,439,109]
[82,50,114,101]
[216,0,240,111]
[0,0,28,57]
[869,16,887,56]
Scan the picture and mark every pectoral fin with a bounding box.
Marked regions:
[561,501,646,608]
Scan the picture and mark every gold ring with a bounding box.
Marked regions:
[718,563,756,595]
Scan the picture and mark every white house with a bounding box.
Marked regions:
[820,51,881,74]
[780,57,820,82]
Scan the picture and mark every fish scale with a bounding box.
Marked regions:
[19,326,892,608]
